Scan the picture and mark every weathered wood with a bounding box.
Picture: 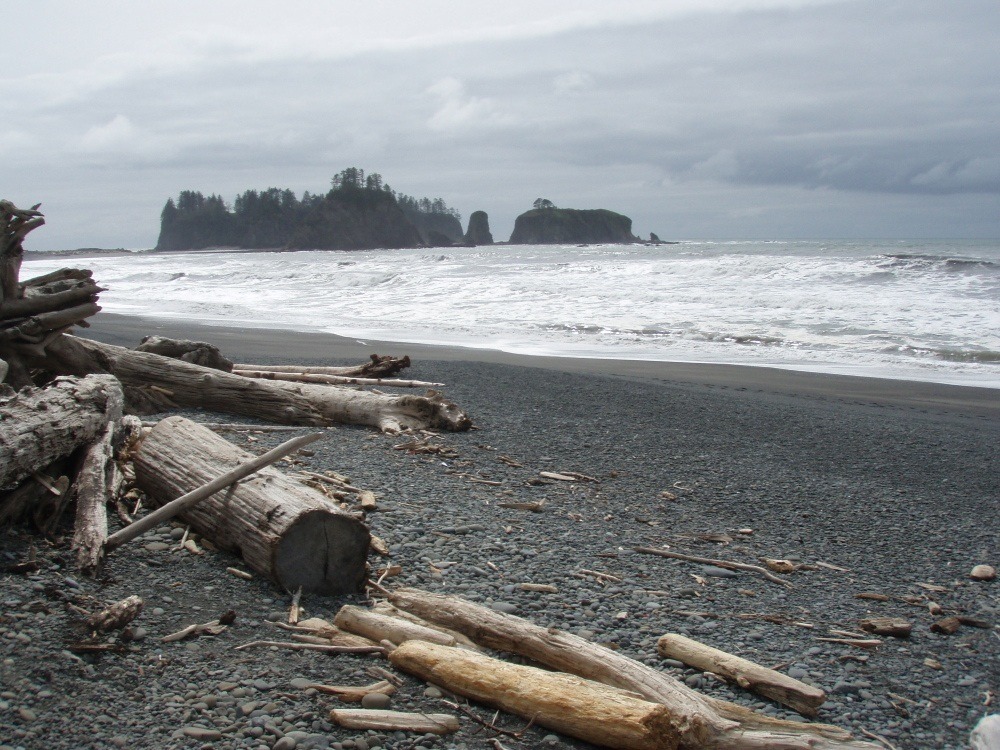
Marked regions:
[134,335,233,371]
[0,279,104,320]
[44,335,471,433]
[656,633,826,717]
[0,374,122,489]
[391,640,711,750]
[106,430,323,552]
[234,368,443,389]
[0,462,70,526]
[334,605,460,648]
[132,416,370,594]
[234,354,411,379]
[70,383,125,573]
[633,546,794,587]
[388,588,876,749]
[86,595,143,632]
[330,708,459,734]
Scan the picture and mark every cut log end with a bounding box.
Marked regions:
[274,510,371,595]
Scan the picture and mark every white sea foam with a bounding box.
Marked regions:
[22,240,1000,387]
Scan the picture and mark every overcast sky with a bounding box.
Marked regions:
[5,0,999,250]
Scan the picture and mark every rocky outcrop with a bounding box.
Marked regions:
[464,211,494,246]
[508,208,638,245]
[288,188,423,250]
[405,211,464,246]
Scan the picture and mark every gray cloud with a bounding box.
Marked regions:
[4,0,998,249]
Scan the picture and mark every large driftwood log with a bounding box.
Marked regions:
[132,416,370,594]
[387,588,876,749]
[42,335,471,433]
[0,374,122,488]
[390,639,708,750]
[656,633,826,717]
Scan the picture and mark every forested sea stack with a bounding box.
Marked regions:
[509,200,639,244]
[155,168,461,251]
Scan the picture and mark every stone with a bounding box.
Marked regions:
[360,692,391,710]
[970,564,996,581]
[181,727,223,741]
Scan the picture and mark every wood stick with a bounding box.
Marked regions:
[633,546,794,587]
[105,431,323,552]
[329,708,459,734]
[656,633,826,717]
[234,368,444,389]
[232,640,385,655]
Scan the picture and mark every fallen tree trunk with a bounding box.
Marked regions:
[387,588,876,749]
[132,416,370,594]
[390,639,711,750]
[656,633,826,717]
[41,335,471,433]
[134,335,233,371]
[233,369,444,389]
[333,605,461,648]
[0,374,122,488]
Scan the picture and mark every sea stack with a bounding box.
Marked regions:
[464,210,494,245]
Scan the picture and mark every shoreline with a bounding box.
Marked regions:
[85,313,999,420]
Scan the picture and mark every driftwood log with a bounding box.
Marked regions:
[656,633,826,717]
[391,639,707,750]
[0,374,123,489]
[387,588,877,749]
[132,416,370,594]
[134,335,234,371]
[41,335,471,433]
[233,355,412,379]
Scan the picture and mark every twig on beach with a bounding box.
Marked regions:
[232,640,385,655]
[859,728,901,750]
[633,546,794,587]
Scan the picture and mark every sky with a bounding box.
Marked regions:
[4,0,1000,250]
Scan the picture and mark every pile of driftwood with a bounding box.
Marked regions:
[218,588,879,749]
[2,200,882,749]
[1,199,470,586]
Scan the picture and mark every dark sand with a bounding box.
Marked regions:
[86,313,999,421]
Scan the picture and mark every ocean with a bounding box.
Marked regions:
[22,239,1000,388]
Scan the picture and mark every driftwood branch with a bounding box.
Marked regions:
[656,633,827,717]
[633,546,794,587]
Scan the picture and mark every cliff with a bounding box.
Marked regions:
[508,208,638,245]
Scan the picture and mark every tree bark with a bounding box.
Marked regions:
[387,588,876,749]
[42,335,471,433]
[0,374,122,488]
[132,416,370,595]
[656,633,826,717]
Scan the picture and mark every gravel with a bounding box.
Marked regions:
[1,358,997,749]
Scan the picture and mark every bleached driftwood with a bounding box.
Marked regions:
[387,588,877,749]
[234,354,411,379]
[656,633,826,717]
[334,604,460,648]
[41,335,471,433]
[329,708,459,735]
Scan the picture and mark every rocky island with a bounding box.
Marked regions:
[508,199,639,244]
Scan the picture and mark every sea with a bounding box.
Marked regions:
[22,239,1000,389]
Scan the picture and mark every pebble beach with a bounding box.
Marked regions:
[1,315,997,750]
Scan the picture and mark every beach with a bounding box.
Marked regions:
[2,313,997,749]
